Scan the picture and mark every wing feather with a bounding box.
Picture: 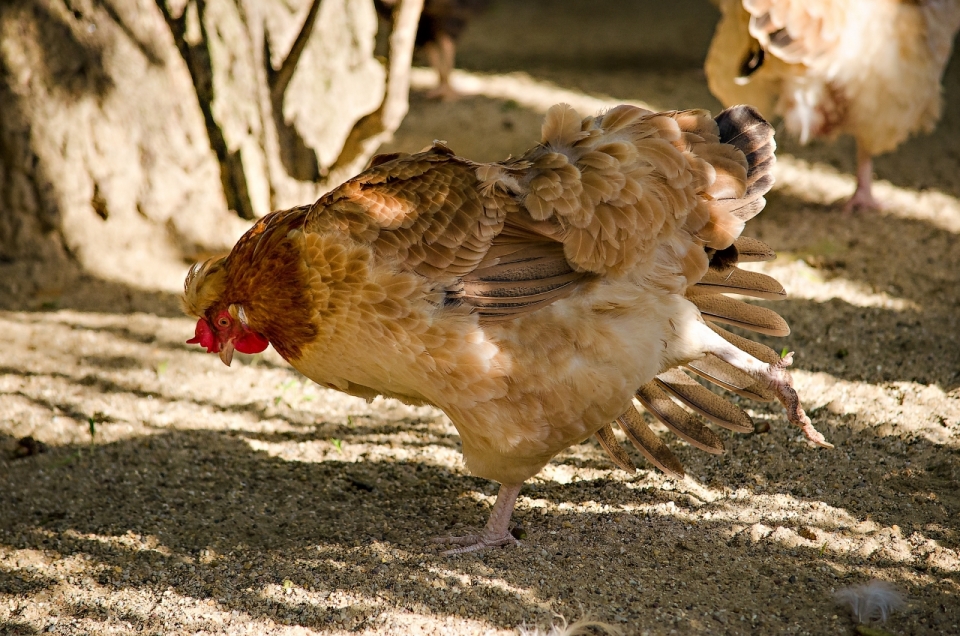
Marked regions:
[655,368,754,432]
[595,424,637,472]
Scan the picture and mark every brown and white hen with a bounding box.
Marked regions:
[706,0,960,211]
[182,103,829,554]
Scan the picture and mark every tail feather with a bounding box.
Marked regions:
[704,105,776,225]
[715,105,775,156]
[636,383,726,455]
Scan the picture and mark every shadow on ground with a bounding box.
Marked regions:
[2,406,959,633]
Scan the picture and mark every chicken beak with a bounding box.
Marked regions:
[219,341,235,367]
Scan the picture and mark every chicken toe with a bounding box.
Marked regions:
[759,352,833,448]
[433,482,522,555]
[842,186,885,213]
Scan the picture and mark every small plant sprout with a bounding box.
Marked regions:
[155,360,169,377]
[274,378,299,405]
[780,347,790,359]
[52,450,83,467]
[331,438,343,453]
[87,416,97,443]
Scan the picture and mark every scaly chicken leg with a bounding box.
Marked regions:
[843,143,884,212]
[693,321,833,448]
[433,482,523,554]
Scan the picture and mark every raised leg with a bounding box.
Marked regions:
[433,482,523,555]
[843,143,883,212]
[696,323,833,448]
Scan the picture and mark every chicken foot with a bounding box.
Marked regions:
[697,323,833,448]
[843,144,884,212]
[433,482,522,555]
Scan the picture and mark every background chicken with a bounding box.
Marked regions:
[183,102,829,554]
[705,0,960,211]
[377,0,491,100]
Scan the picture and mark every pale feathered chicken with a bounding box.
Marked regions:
[706,0,960,210]
[182,103,830,554]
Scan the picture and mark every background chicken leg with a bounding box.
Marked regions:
[844,144,883,212]
[424,32,459,100]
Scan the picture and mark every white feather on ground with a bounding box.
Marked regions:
[517,617,622,636]
[834,580,905,624]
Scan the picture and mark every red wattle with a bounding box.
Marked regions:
[235,330,269,354]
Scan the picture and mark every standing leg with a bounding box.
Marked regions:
[843,143,884,212]
[433,482,523,555]
[425,32,460,100]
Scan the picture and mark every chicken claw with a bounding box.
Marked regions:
[433,483,522,555]
[765,353,833,448]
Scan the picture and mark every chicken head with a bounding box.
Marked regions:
[187,308,269,366]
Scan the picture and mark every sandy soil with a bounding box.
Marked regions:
[3,1,960,634]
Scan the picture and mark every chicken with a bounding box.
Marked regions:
[376,0,491,100]
[183,102,830,554]
[705,0,960,211]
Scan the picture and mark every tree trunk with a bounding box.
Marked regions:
[0,0,422,302]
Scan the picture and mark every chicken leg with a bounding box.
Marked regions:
[433,482,522,555]
[424,32,459,101]
[695,322,832,448]
[843,143,884,212]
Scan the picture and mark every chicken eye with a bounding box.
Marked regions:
[738,47,765,78]
[217,317,230,328]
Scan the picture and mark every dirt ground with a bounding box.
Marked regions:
[3,1,960,634]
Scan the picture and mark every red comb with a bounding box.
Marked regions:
[186,318,219,353]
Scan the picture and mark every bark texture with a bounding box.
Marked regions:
[0,0,421,297]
